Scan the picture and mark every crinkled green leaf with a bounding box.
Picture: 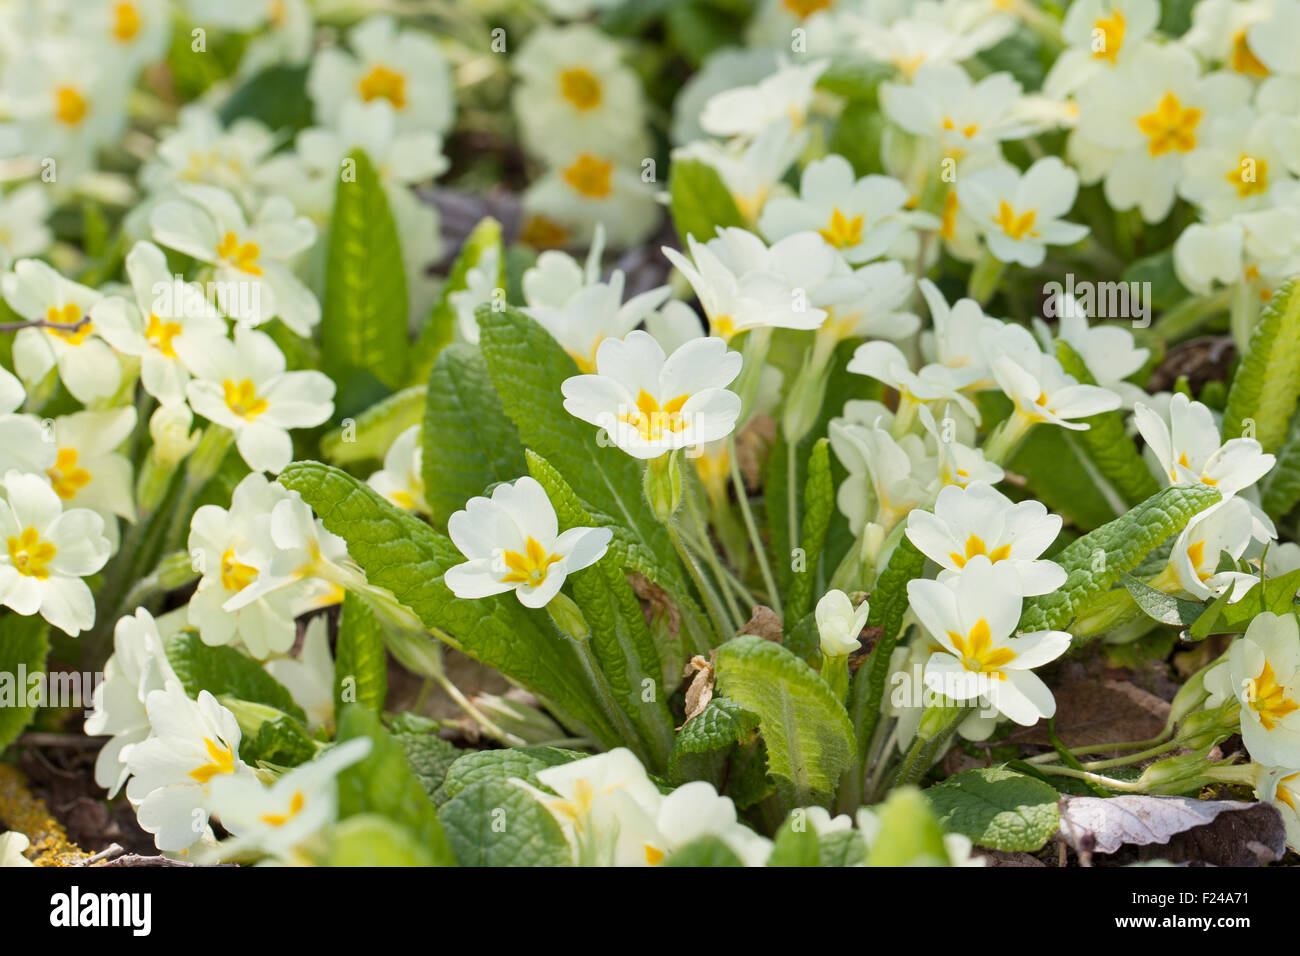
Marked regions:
[785,438,834,622]
[714,635,855,804]
[1225,276,1300,453]
[1018,484,1221,632]
[436,746,587,804]
[422,343,526,527]
[321,148,409,389]
[394,730,463,801]
[668,697,759,786]
[925,765,1061,852]
[165,631,305,723]
[438,778,573,867]
[669,158,745,247]
[320,385,424,465]
[661,835,745,867]
[1262,408,1300,519]
[1057,340,1161,507]
[239,713,316,768]
[0,614,48,751]
[277,461,620,745]
[334,592,388,714]
[334,705,455,865]
[410,217,503,386]
[527,451,674,768]
[218,65,312,134]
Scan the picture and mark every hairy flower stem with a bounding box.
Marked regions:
[729,437,783,619]
[683,488,745,625]
[891,705,972,790]
[669,523,736,639]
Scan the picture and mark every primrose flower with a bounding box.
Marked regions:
[125,681,254,852]
[0,831,32,867]
[1204,612,1300,767]
[306,15,454,137]
[880,63,1029,161]
[917,280,1006,392]
[187,473,301,658]
[206,737,372,863]
[917,404,1004,490]
[847,341,978,421]
[73,0,170,71]
[986,335,1121,444]
[1044,0,1161,96]
[150,184,320,335]
[1049,294,1150,408]
[674,120,806,226]
[4,259,138,405]
[175,326,335,474]
[0,471,111,637]
[662,228,837,340]
[854,4,1016,77]
[828,412,938,535]
[561,331,743,460]
[815,590,870,658]
[138,106,278,204]
[522,149,662,248]
[905,482,1066,596]
[908,556,1072,726]
[699,58,828,140]
[1134,392,1275,497]
[521,227,672,372]
[1164,498,1264,602]
[957,157,1089,267]
[84,608,180,797]
[45,407,137,536]
[264,616,335,733]
[1254,766,1300,851]
[0,183,53,271]
[366,425,429,515]
[444,476,611,609]
[0,369,54,477]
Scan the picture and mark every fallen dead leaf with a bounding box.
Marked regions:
[738,605,783,643]
[681,654,716,725]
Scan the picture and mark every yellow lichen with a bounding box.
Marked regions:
[0,763,91,866]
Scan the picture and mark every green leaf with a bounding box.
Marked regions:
[765,814,823,866]
[477,306,680,580]
[669,158,745,247]
[661,835,745,867]
[714,635,856,805]
[218,65,313,134]
[1008,423,1122,530]
[1261,408,1300,519]
[818,829,868,867]
[438,779,572,866]
[1121,249,1188,312]
[410,217,503,386]
[394,731,463,801]
[320,815,437,867]
[785,438,834,622]
[864,787,952,866]
[827,100,886,177]
[239,714,316,768]
[668,697,759,785]
[664,0,736,66]
[277,462,622,745]
[527,451,674,768]
[422,343,526,528]
[1202,567,1300,634]
[850,537,926,757]
[436,746,587,804]
[321,148,409,390]
[164,632,305,723]
[0,614,48,751]
[334,592,388,714]
[817,55,892,101]
[925,766,1061,852]
[1120,572,1204,627]
[1018,484,1222,632]
[334,705,455,865]
[1224,276,1300,453]
[1056,340,1162,507]
[320,385,424,465]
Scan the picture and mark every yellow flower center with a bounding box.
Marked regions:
[222,379,267,421]
[1246,661,1299,731]
[519,215,569,250]
[220,546,259,593]
[784,0,832,16]
[711,314,737,340]
[500,536,563,587]
[146,313,183,358]
[357,64,407,109]
[45,304,93,344]
[948,534,1013,569]
[260,791,306,827]
[644,843,666,865]
[215,232,262,275]
[1230,31,1269,77]
[818,208,864,249]
[1226,155,1268,198]
[1137,92,1201,156]
[46,448,92,500]
[1185,539,1210,582]
[993,201,1038,240]
[940,189,960,241]
[947,618,1016,678]
[894,54,925,78]
[562,154,613,199]
[558,67,602,111]
[113,2,140,42]
[189,737,237,784]
[1276,772,1300,811]
[941,116,979,139]
[54,86,88,126]
[7,527,56,580]
[1092,9,1125,64]
[619,389,691,442]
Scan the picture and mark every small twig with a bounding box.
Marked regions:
[0,316,91,334]
[97,854,237,868]
[79,844,125,865]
